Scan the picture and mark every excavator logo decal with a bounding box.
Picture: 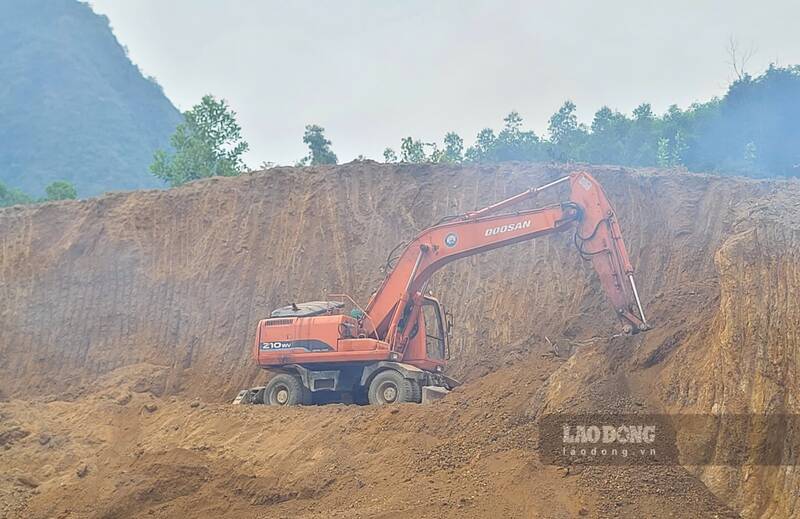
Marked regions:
[485,220,531,237]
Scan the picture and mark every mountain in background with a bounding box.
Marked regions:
[0,0,180,197]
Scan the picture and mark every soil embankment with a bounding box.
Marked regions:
[1,163,798,517]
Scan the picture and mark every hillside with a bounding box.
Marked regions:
[0,0,180,197]
[0,163,798,517]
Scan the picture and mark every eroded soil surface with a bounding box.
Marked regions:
[1,163,798,517]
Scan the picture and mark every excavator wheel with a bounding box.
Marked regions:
[367,369,421,405]
[262,373,310,406]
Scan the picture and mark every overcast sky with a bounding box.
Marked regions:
[89,0,800,167]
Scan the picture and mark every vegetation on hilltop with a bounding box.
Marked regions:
[0,179,78,207]
[382,65,800,178]
[298,125,338,166]
[150,96,249,187]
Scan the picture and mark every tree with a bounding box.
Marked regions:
[494,112,543,161]
[399,137,427,163]
[442,132,464,163]
[692,65,800,176]
[547,101,587,161]
[632,103,654,121]
[726,36,756,81]
[462,113,544,163]
[671,130,688,166]
[465,128,497,162]
[426,142,444,163]
[0,181,32,207]
[150,95,249,187]
[656,138,671,167]
[585,106,627,164]
[301,125,338,165]
[383,148,398,163]
[44,181,77,201]
[376,64,799,178]
[386,133,462,164]
[655,131,687,168]
[625,103,658,165]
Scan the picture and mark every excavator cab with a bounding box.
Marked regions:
[398,295,449,371]
[420,295,448,361]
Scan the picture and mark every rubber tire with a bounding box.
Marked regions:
[262,373,309,406]
[367,369,421,405]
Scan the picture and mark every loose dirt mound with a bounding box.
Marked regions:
[0,355,734,518]
[1,163,798,517]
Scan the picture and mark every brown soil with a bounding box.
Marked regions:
[1,162,798,518]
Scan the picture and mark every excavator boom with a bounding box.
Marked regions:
[365,171,649,350]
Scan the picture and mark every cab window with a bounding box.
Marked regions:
[421,302,445,360]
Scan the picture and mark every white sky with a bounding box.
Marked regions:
[89,0,800,167]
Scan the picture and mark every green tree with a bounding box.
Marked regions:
[656,138,671,167]
[671,130,688,166]
[585,106,628,164]
[464,114,543,162]
[547,101,587,161]
[465,128,497,162]
[625,103,658,165]
[383,148,398,163]
[655,131,686,168]
[44,180,77,201]
[0,181,32,207]
[632,103,654,120]
[377,64,799,178]
[400,137,427,163]
[426,142,444,163]
[150,95,249,187]
[442,132,464,163]
[495,112,543,161]
[301,124,338,165]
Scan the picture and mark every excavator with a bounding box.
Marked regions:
[234,171,649,406]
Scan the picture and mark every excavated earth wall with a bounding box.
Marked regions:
[0,163,798,518]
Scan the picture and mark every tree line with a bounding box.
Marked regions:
[152,63,798,188]
[381,64,799,178]
[3,64,797,206]
[0,180,77,207]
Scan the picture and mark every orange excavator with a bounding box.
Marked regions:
[235,171,649,406]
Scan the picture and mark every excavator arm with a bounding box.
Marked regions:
[364,172,649,352]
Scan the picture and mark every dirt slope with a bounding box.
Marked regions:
[1,163,798,517]
[0,356,735,519]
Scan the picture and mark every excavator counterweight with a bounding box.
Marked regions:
[236,171,649,407]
